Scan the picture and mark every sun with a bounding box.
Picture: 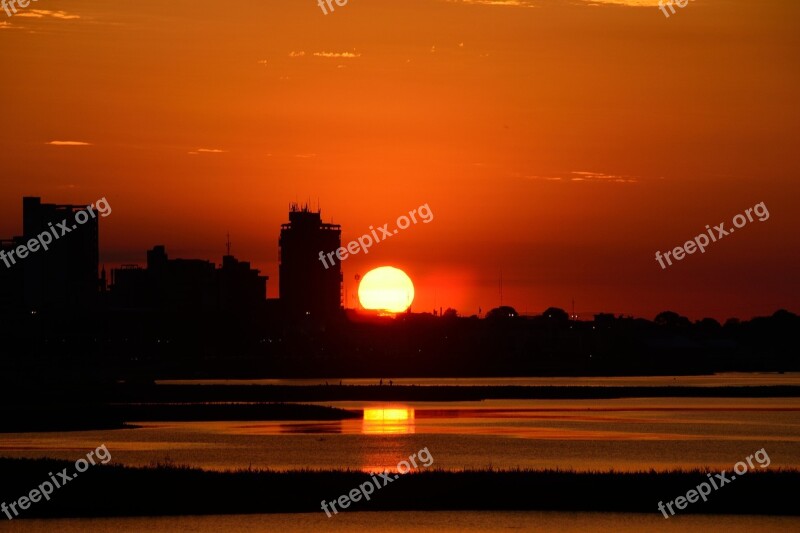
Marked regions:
[358,266,415,313]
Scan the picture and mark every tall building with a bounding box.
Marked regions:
[0,239,24,314]
[6,197,100,312]
[279,203,342,317]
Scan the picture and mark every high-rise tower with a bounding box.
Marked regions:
[21,197,99,311]
[278,203,342,317]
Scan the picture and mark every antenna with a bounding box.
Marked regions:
[226,232,231,256]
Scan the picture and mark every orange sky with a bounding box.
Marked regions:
[0,0,798,320]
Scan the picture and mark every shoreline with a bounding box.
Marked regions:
[4,384,800,405]
[0,403,359,433]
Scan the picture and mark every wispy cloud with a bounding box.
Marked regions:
[46,141,91,146]
[289,50,360,59]
[523,171,640,184]
[15,10,80,20]
[571,171,638,183]
[313,51,361,59]
[188,148,228,155]
[0,21,12,30]
[524,175,564,181]
[443,0,536,7]
[577,0,665,6]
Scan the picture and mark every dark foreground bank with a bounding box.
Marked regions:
[0,459,797,519]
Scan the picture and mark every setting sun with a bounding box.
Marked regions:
[358,266,415,313]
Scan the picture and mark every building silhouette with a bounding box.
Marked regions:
[0,239,23,313]
[219,253,269,312]
[0,197,99,312]
[279,203,342,317]
[110,245,267,313]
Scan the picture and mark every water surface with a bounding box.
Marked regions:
[2,397,798,472]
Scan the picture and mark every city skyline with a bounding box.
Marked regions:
[0,193,795,321]
[0,194,794,322]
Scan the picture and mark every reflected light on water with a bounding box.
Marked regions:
[363,407,415,434]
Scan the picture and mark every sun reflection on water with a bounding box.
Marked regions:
[362,407,415,435]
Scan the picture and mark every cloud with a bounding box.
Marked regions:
[522,171,639,184]
[46,141,91,146]
[293,153,317,159]
[577,0,666,6]
[188,148,228,155]
[570,171,638,183]
[15,10,80,20]
[290,50,360,60]
[313,51,361,58]
[0,21,12,30]
[524,176,564,181]
[443,0,536,6]
[257,59,268,67]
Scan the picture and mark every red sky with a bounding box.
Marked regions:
[1,0,798,320]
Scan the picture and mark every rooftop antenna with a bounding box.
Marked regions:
[226,232,231,256]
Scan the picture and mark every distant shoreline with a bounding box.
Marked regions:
[4,383,800,405]
[0,403,359,433]
[0,458,798,519]
[98,383,800,402]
